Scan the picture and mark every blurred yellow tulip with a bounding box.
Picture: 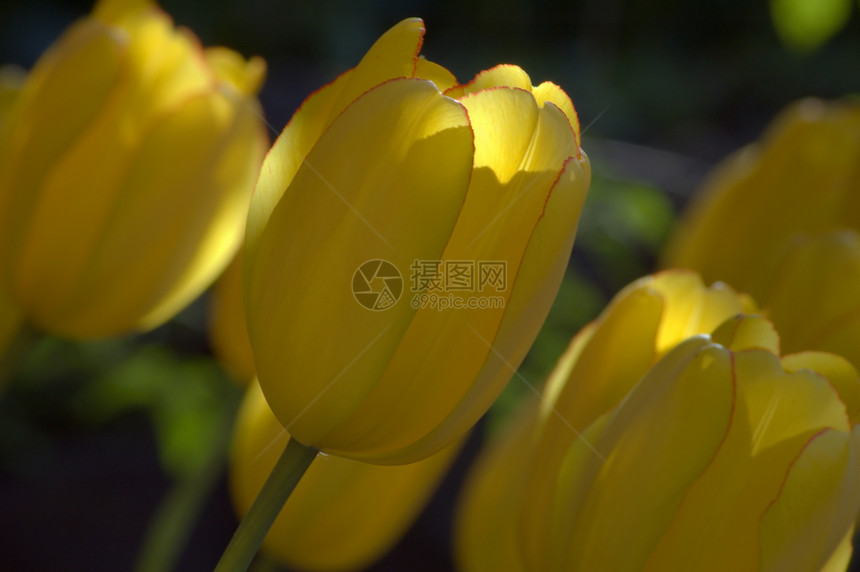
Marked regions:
[210,253,255,385]
[230,382,461,572]
[763,229,860,371]
[455,270,754,572]
[0,66,25,358]
[0,65,25,131]
[662,98,860,301]
[244,18,590,464]
[0,0,267,339]
[459,311,860,571]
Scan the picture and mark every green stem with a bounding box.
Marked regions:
[134,404,235,572]
[247,554,282,572]
[214,438,318,572]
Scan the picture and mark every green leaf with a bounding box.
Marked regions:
[771,0,852,53]
[76,345,240,479]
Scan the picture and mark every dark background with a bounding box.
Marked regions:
[0,0,859,570]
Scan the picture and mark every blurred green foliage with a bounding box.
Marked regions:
[771,0,854,52]
[76,346,239,480]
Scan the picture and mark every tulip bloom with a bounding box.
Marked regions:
[0,0,267,338]
[456,270,755,572]
[460,309,860,570]
[230,382,461,572]
[244,18,590,464]
[661,98,860,301]
[531,315,860,571]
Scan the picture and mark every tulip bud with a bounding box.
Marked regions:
[0,0,268,338]
[210,253,255,385]
[230,382,461,572]
[455,270,754,572]
[244,18,590,464]
[661,98,860,301]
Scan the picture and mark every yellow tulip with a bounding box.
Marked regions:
[461,312,860,571]
[455,270,754,572]
[763,229,860,372]
[0,0,267,339]
[542,316,860,571]
[210,252,255,385]
[661,98,860,301]
[230,381,461,572]
[244,18,590,464]
[0,66,25,357]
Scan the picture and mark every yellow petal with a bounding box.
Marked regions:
[782,351,860,426]
[553,283,663,428]
[414,56,457,91]
[454,402,538,572]
[710,314,781,354]
[204,47,266,96]
[765,229,860,369]
[539,321,597,412]
[245,69,355,281]
[759,429,858,572]
[446,65,581,146]
[564,339,735,571]
[210,252,256,384]
[645,349,849,571]
[247,78,474,451]
[328,18,426,121]
[246,19,436,271]
[464,83,578,182]
[445,64,533,98]
[650,270,753,356]
[532,81,581,147]
[533,410,612,572]
[819,526,854,572]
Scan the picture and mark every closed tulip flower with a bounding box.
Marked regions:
[763,229,860,371]
[528,315,860,571]
[230,382,461,572]
[244,18,590,464]
[661,98,860,300]
[456,270,755,572]
[0,0,267,338]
